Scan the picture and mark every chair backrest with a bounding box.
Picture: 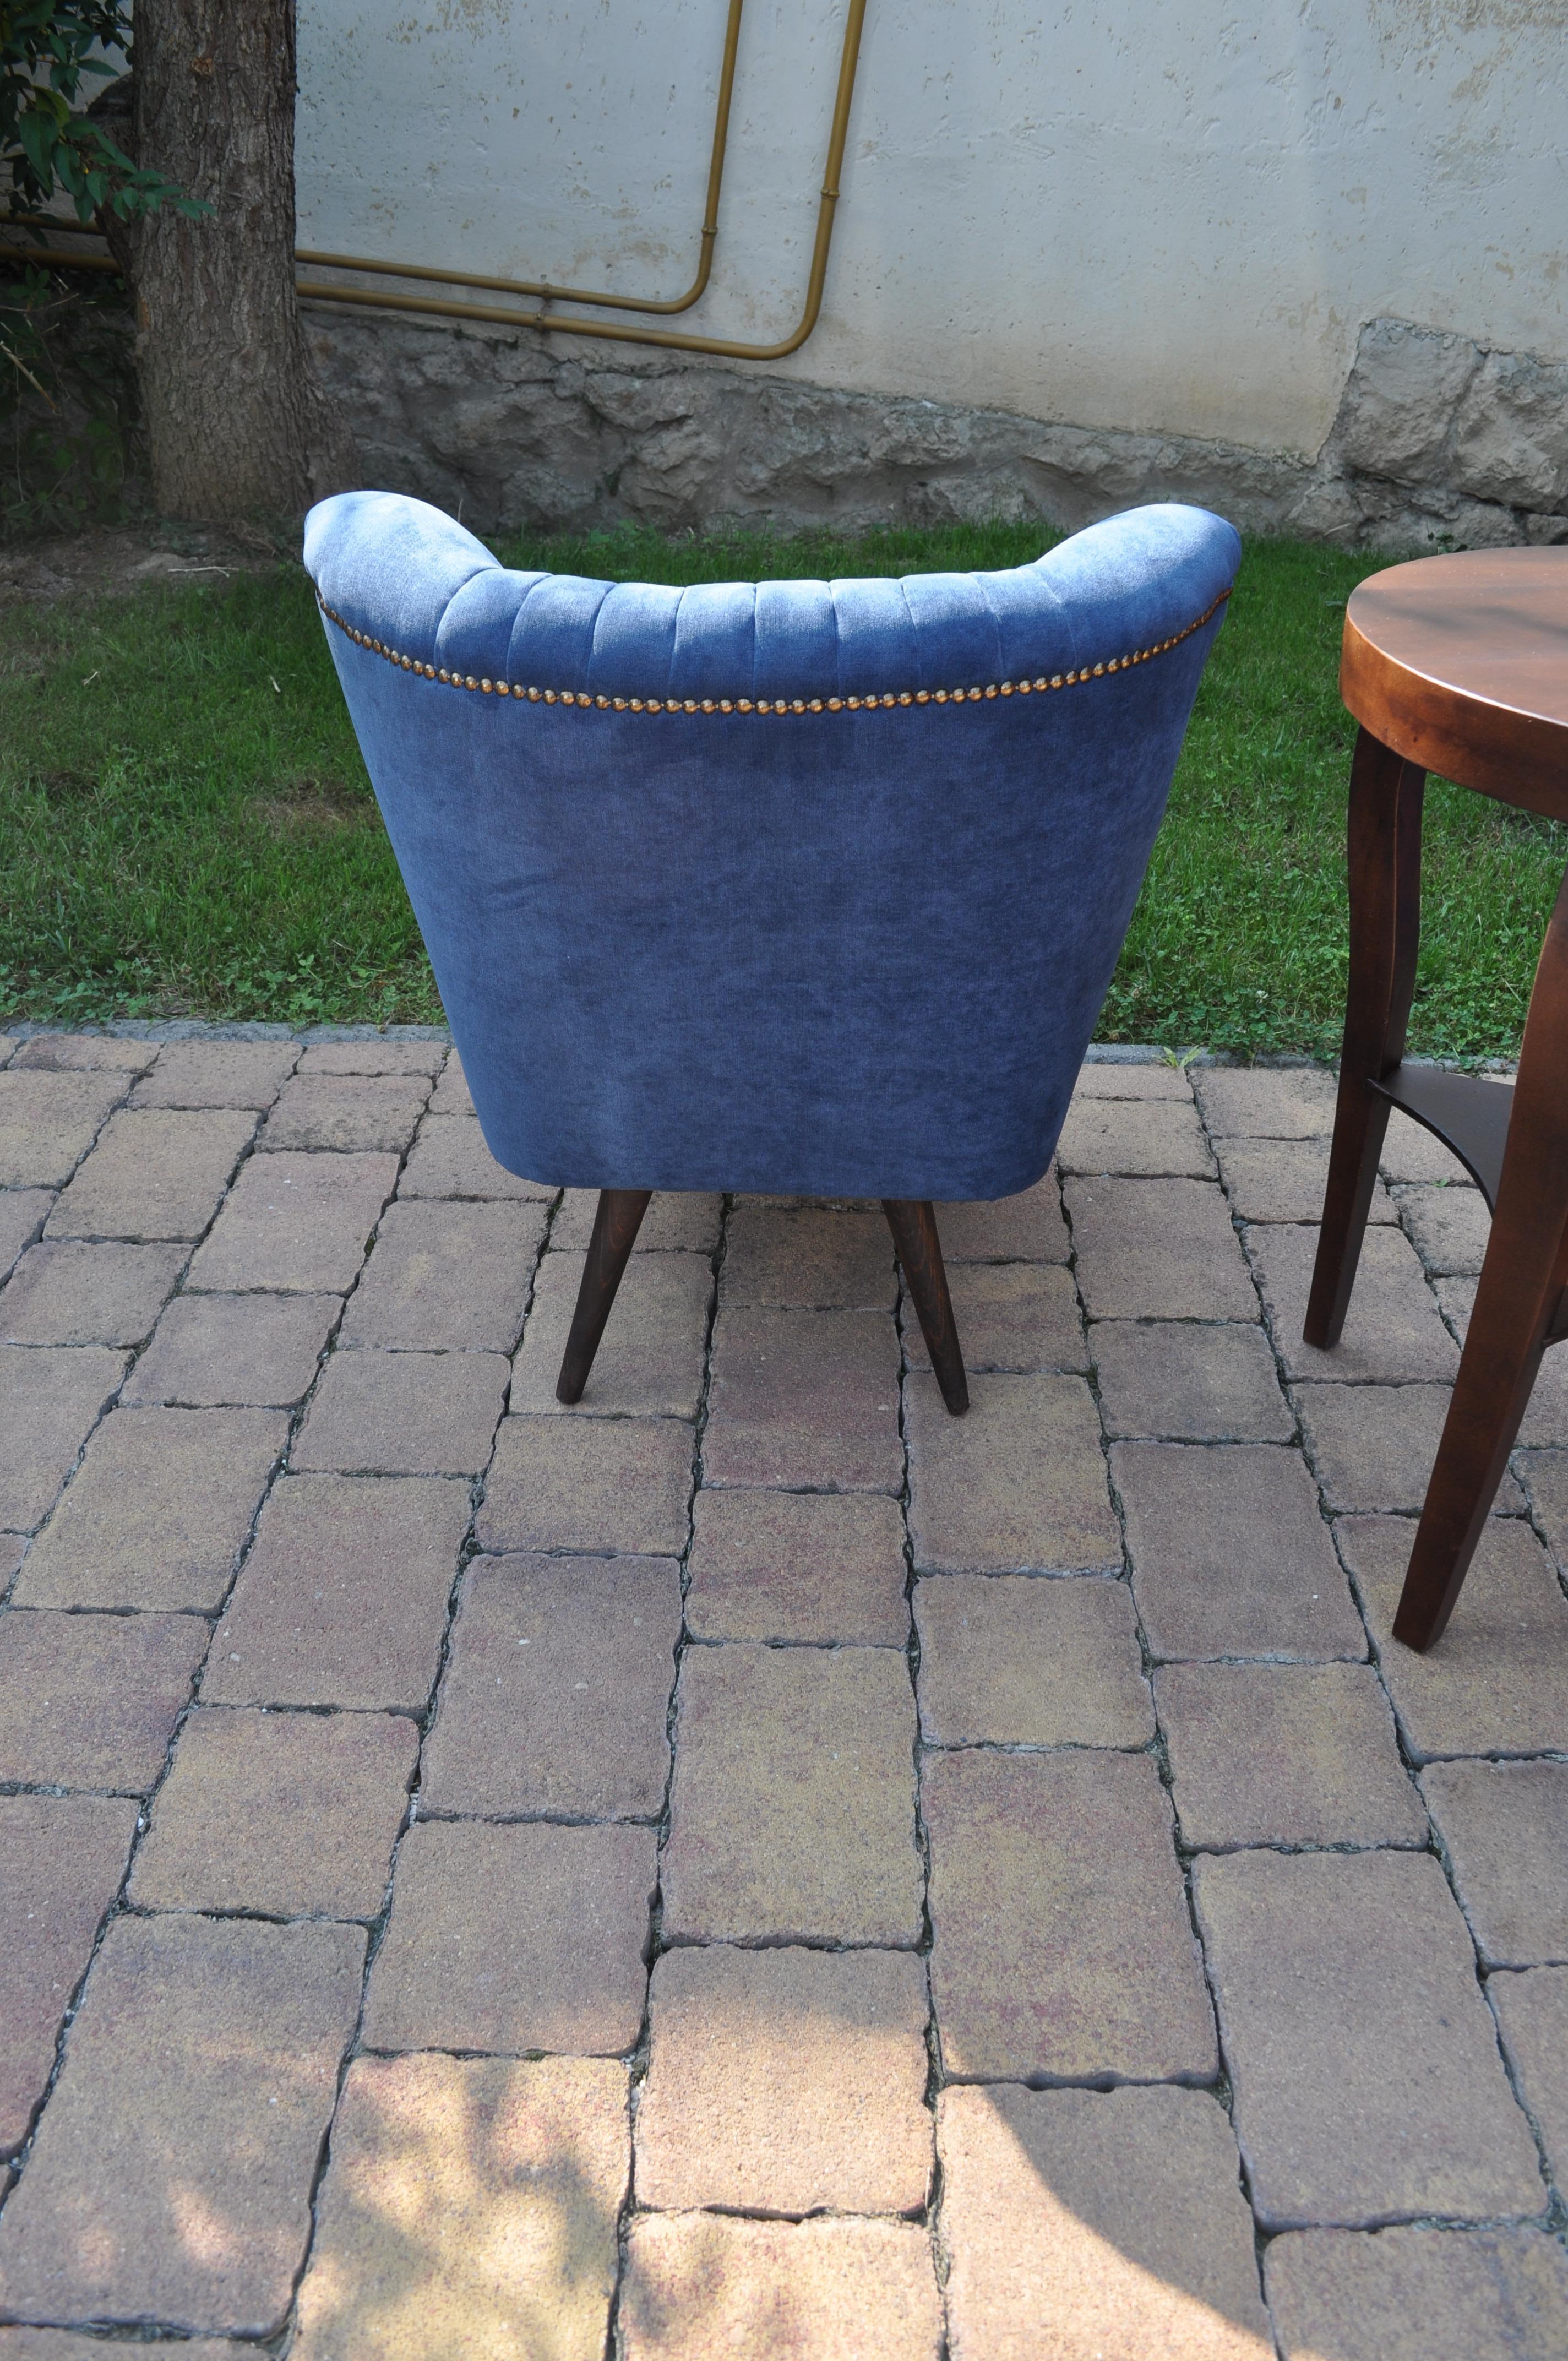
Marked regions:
[304,492,1239,1199]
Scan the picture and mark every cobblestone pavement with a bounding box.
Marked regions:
[1,1030,1567,2359]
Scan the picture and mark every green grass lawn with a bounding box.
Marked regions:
[1,519,1560,1054]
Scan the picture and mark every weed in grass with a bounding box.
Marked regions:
[1,524,1560,1054]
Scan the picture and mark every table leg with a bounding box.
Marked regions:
[1394,866,1568,1649]
[1305,730,1426,1348]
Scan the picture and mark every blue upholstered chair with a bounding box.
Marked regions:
[304,491,1239,1413]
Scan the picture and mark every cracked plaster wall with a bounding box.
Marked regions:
[297,0,1568,547]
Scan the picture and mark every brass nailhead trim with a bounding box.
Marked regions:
[318,588,1231,714]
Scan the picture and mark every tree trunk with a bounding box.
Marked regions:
[118,0,355,520]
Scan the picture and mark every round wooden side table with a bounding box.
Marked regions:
[1304,547,1568,1650]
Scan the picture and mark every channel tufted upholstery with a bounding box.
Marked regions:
[304,491,1238,1202]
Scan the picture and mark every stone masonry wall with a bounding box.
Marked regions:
[311,310,1568,554]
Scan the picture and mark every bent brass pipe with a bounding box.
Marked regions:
[7,0,867,363]
[295,0,746,317]
[9,0,746,319]
[296,0,867,364]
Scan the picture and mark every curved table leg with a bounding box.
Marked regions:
[1395,866,1568,1650]
[884,1198,968,1415]
[1306,730,1427,1347]
[556,1188,653,1403]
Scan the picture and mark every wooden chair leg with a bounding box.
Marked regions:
[1306,731,1427,1347]
[556,1188,652,1404]
[884,1199,968,1416]
[1394,868,1568,1650]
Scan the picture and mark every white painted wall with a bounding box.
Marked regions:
[295,0,1568,461]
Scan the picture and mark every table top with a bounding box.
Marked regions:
[1342,547,1568,815]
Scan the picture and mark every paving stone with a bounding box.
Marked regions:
[17,1406,286,1612]
[0,1345,125,1531]
[1515,1437,1568,1531]
[1421,1759,1568,1966]
[1381,1103,1496,1184]
[0,1913,364,2336]
[1,1238,184,1345]
[187,1150,400,1293]
[1193,1849,1544,2228]
[1066,1176,1259,1320]
[0,1189,51,1280]
[1194,1064,1338,1137]
[0,1794,138,2154]
[915,1573,1153,1747]
[635,1944,930,2213]
[905,1260,1087,1373]
[1114,1442,1365,1661]
[122,1290,339,1406]
[427,1048,474,1113]
[1434,1285,1568,1448]
[935,1178,1070,1261]
[1246,1220,1459,1383]
[129,1037,298,1109]
[1295,1380,1523,1514]
[1156,1661,1425,1849]
[552,1187,720,1249]
[129,1707,417,1919]
[686,1487,909,1643]
[907,1370,1119,1573]
[509,1249,711,1418]
[337,1198,546,1350]
[721,1205,897,1308]
[13,1035,152,1073]
[204,1473,470,1710]
[0,2335,247,2359]
[939,2082,1272,2361]
[1489,1969,1568,2200]
[1056,1095,1216,1177]
[1394,1182,1492,1275]
[0,1070,128,1187]
[924,1749,1216,2082]
[1073,1059,1195,1099]
[0,1535,22,1588]
[478,1413,692,1554]
[293,1346,508,1473]
[397,1112,554,1199]
[1092,1319,1292,1441]
[420,1553,682,1817]
[1216,1131,1396,1224]
[259,1072,429,1154]
[291,2052,627,2361]
[362,1819,655,2054]
[1266,2226,1568,2361]
[1340,1515,1568,1759]
[622,2216,943,2361]
[0,1609,206,1789]
[662,1642,922,1944]
[295,1037,446,1075]
[704,1305,902,1490]
[46,1108,256,1241]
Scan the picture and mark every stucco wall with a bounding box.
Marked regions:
[295,1,1568,538]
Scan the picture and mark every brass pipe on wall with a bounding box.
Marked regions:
[296,0,747,317]
[4,0,867,363]
[296,0,868,364]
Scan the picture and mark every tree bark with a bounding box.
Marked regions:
[115,0,355,520]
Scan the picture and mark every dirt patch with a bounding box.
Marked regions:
[0,523,291,610]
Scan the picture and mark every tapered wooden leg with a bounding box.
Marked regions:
[884,1199,968,1415]
[1305,731,1427,1347]
[556,1188,652,1404]
[1394,868,1568,1650]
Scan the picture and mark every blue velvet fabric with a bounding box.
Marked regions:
[303,491,1239,1198]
